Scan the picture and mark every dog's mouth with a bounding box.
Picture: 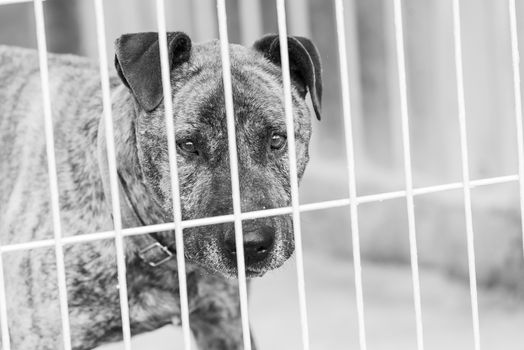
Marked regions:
[215,263,271,279]
[245,269,266,278]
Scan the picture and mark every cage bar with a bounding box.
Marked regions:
[155,0,192,348]
[275,0,311,349]
[33,0,72,349]
[508,0,524,257]
[0,254,10,349]
[216,1,252,349]
[0,0,44,5]
[451,0,481,349]
[334,0,367,349]
[392,0,425,349]
[0,0,520,348]
[0,174,518,256]
[92,0,133,348]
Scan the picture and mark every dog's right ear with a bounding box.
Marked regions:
[253,34,322,120]
[114,32,192,112]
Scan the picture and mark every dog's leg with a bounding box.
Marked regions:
[189,314,257,350]
[188,274,257,350]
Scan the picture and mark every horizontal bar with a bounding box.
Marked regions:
[469,174,518,188]
[358,174,519,204]
[0,0,45,5]
[0,174,518,254]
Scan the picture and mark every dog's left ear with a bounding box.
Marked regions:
[114,32,192,112]
[253,34,322,120]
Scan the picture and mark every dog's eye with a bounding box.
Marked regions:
[270,133,287,150]
[177,140,198,155]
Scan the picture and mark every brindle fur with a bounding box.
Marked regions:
[0,34,319,350]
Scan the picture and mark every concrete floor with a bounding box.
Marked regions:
[98,249,524,350]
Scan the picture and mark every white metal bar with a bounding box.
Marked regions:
[0,175,519,255]
[299,198,348,213]
[91,0,132,348]
[0,0,44,5]
[469,174,518,188]
[0,3,517,349]
[334,1,367,349]
[216,1,252,350]
[451,1,481,349]
[276,1,311,349]
[508,0,524,257]
[357,190,407,204]
[33,1,72,349]
[392,1,425,349]
[155,1,192,349]
[0,254,10,350]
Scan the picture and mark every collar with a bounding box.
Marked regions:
[97,118,176,268]
[136,241,175,267]
[117,172,177,267]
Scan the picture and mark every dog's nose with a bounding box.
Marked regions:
[225,225,275,265]
[243,226,275,264]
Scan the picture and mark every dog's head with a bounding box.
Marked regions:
[114,32,322,278]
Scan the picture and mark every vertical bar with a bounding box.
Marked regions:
[216,1,252,350]
[0,253,10,349]
[392,1,425,349]
[155,1,192,349]
[508,0,524,257]
[32,1,72,349]
[275,1,311,349]
[91,1,133,349]
[451,1,481,349]
[334,1,367,350]
[383,0,404,169]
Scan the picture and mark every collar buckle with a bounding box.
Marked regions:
[137,242,174,267]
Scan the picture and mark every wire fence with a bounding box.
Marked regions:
[0,0,523,349]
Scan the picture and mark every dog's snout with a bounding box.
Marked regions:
[243,226,275,263]
[225,225,275,265]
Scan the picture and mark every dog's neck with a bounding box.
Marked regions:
[97,86,179,264]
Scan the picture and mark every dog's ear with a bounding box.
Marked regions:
[114,32,192,112]
[253,34,322,120]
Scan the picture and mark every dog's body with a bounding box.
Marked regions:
[0,33,321,350]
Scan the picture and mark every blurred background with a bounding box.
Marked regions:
[1,0,524,349]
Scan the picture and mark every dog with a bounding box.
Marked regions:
[0,31,322,349]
